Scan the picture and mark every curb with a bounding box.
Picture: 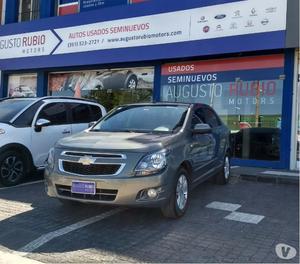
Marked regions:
[232,173,299,185]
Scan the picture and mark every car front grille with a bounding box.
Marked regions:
[63,152,124,159]
[56,184,118,201]
[61,161,121,176]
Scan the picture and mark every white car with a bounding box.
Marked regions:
[10,85,36,98]
[0,97,106,186]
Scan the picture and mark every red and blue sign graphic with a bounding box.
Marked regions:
[58,0,79,16]
[161,54,285,116]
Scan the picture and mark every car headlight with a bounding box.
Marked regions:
[135,150,168,176]
[0,129,5,135]
[46,148,55,170]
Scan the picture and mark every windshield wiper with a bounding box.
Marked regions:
[118,130,146,133]
[90,129,145,133]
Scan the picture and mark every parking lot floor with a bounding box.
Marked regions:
[0,177,298,263]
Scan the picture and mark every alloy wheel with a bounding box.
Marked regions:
[224,156,230,180]
[1,156,24,183]
[176,174,188,210]
[128,79,137,89]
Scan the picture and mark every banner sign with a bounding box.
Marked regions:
[80,0,128,12]
[161,54,285,116]
[0,30,60,59]
[0,0,287,60]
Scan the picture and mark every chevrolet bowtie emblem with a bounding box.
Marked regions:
[78,156,96,166]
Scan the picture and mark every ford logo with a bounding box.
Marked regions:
[214,14,226,19]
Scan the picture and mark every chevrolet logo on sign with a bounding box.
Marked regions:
[78,156,96,166]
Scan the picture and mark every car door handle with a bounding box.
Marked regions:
[62,130,71,135]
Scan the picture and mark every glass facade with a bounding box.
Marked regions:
[161,54,285,161]
[48,67,154,111]
[297,51,300,169]
[8,73,37,97]
[18,0,39,22]
[0,0,3,24]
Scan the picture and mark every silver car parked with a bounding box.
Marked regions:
[45,103,231,218]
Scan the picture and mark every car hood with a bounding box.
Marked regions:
[0,123,13,130]
[56,130,178,153]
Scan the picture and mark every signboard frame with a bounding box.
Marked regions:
[0,0,288,71]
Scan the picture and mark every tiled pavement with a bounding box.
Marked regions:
[0,177,298,263]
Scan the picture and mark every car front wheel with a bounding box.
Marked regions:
[215,154,231,185]
[0,151,27,186]
[161,168,190,219]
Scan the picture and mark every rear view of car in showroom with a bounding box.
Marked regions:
[0,97,106,186]
[45,103,231,218]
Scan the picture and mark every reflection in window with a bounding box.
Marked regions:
[38,103,67,125]
[8,74,37,98]
[161,55,284,161]
[227,80,283,161]
[0,0,3,24]
[19,0,39,22]
[297,60,300,169]
[48,67,154,111]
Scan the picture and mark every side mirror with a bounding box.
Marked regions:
[88,121,97,128]
[192,123,212,134]
[35,118,51,132]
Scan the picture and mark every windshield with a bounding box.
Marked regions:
[0,99,35,123]
[92,105,188,133]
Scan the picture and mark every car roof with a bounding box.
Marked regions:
[0,97,36,102]
[0,96,98,104]
[0,97,211,109]
[118,102,191,107]
[118,102,211,108]
[41,96,98,104]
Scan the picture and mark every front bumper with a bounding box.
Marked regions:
[45,169,172,207]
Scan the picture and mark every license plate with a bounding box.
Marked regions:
[71,181,96,195]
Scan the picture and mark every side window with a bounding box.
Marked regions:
[194,108,206,124]
[13,101,44,127]
[90,105,102,121]
[19,0,40,22]
[191,114,203,128]
[202,108,221,128]
[37,103,67,126]
[69,103,91,124]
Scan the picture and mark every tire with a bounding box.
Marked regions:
[125,75,138,90]
[215,154,231,185]
[161,168,190,219]
[0,150,28,186]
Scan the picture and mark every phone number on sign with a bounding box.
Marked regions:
[67,39,102,48]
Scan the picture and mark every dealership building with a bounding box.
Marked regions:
[0,0,299,170]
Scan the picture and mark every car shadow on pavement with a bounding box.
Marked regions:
[0,170,44,189]
[0,179,298,263]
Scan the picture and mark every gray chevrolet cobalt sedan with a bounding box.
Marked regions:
[45,103,231,218]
